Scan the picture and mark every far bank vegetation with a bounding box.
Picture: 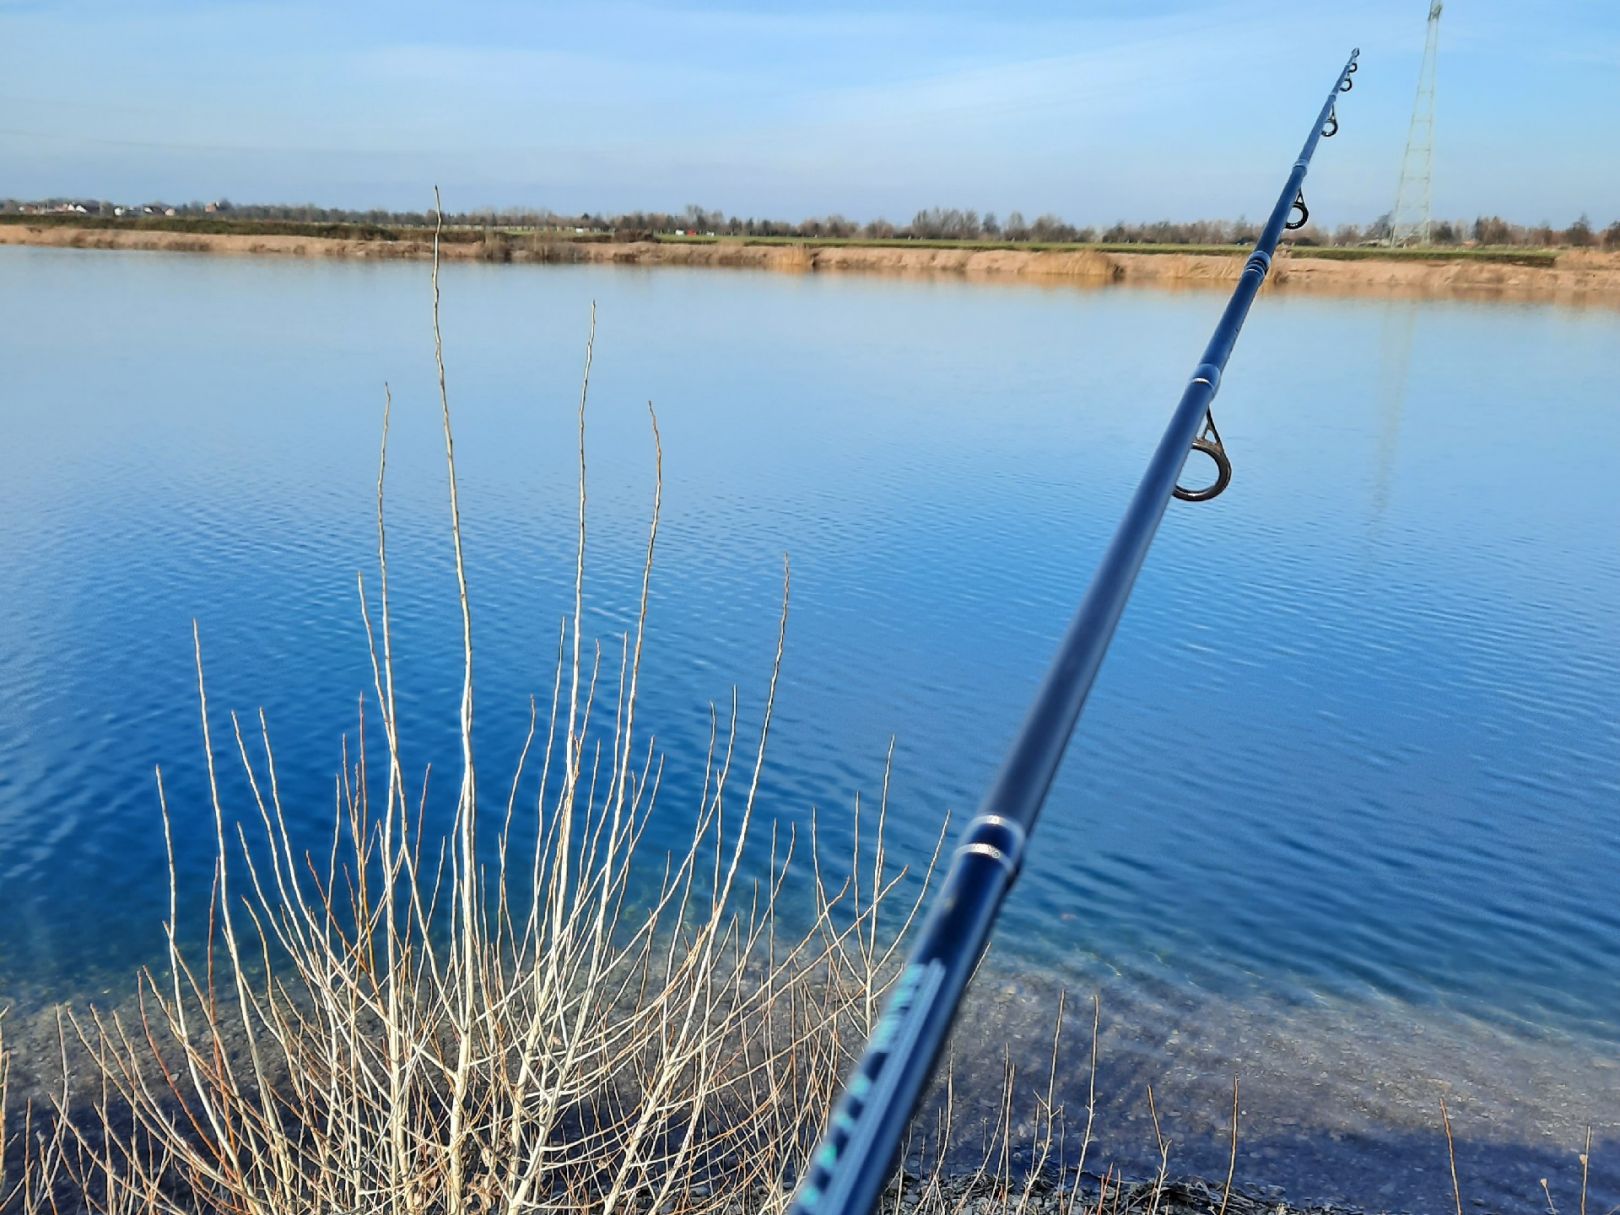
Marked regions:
[5,197,1617,257]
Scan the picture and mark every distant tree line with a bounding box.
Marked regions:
[5,196,1618,249]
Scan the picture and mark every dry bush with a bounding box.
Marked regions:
[1,1017,67,1215]
[526,237,590,264]
[0,210,1155,1215]
[477,229,515,262]
[0,213,961,1215]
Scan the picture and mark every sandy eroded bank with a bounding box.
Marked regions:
[5,223,1618,302]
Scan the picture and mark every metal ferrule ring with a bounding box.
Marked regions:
[955,814,1027,875]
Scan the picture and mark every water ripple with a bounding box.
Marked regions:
[3,250,1619,1205]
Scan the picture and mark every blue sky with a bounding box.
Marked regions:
[3,0,1616,227]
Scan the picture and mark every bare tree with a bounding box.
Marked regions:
[1030,213,1076,242]
[1473,215,1510,245]
[821,213,857,239]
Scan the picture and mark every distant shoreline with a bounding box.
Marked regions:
[6,220,1619,302]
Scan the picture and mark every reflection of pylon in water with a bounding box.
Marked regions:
[1391,2,1442,246]
[1368,301,1417,548]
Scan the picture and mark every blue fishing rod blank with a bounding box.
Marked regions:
[787,47,1361,1215]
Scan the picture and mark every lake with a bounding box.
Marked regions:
[1,245,1617,1210]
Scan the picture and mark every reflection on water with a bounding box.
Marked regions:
[1,247,1617,1209]
[1367,300,1416,539]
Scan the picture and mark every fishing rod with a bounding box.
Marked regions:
[787,48,1361,1215]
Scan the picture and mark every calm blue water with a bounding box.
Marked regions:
[1,246,1617,1207]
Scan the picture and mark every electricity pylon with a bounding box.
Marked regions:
[1391,1,1442,245]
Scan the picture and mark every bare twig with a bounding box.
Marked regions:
[1218,1078,1239,1215]
[1441,1097,1464,1215]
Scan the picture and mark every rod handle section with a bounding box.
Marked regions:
[789,816,1025,1215]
